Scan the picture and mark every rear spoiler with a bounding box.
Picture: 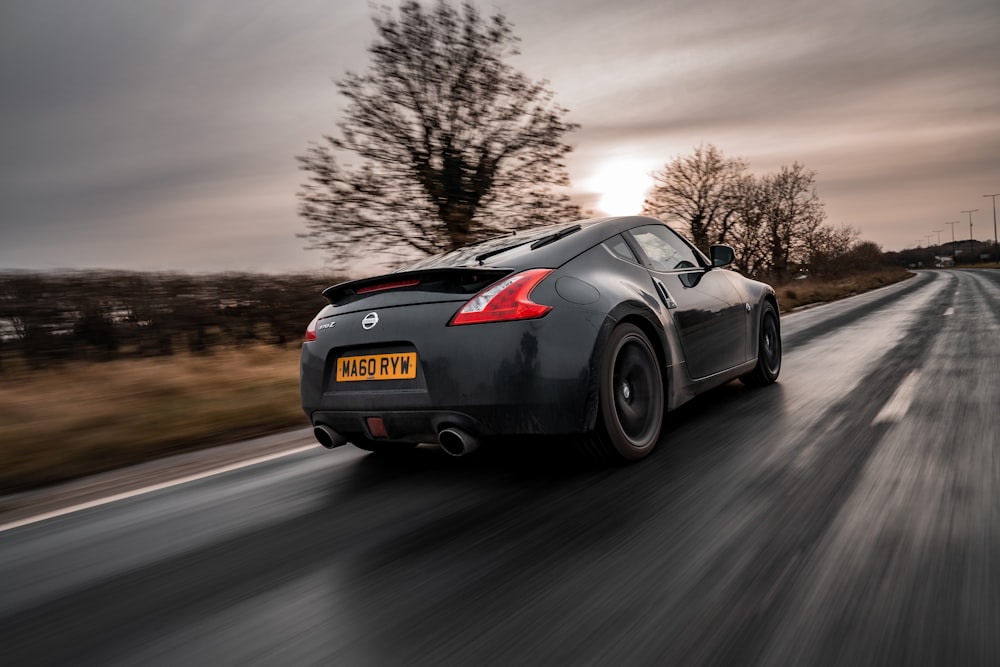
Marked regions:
[322,267,511,306]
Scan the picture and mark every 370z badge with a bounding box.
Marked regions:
[361,312,379,330]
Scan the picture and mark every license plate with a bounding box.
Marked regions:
[336,352,418,382]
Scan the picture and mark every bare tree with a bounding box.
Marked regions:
[758,162,827,280]
[804,223,860,277]
[642,144,748,252]
[728,174,770,276]
[643,146,836,281]
[297,0,580,261]
[844,240,886,272]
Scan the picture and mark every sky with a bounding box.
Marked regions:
[1,0,998,275]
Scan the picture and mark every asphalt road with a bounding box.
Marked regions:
[2,269,998,666]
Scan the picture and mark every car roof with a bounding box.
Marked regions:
[401,216,671,272]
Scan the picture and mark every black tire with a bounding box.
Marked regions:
[740,301,781,387]
[581,323,664,462]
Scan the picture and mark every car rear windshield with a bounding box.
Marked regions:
[405,222,582,270]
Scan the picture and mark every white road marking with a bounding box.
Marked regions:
[944,307,954,316]
[872,371,922,425]
[0,445,315,534]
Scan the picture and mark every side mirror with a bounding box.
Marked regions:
[710,245,735,268]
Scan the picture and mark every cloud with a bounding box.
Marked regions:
[1,0,999,270]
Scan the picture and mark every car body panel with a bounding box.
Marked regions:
[649,268,748,378]
[300,215,778,446]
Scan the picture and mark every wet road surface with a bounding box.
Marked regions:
[2,269,998,665]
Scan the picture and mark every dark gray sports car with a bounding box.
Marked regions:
[300,215,780,462]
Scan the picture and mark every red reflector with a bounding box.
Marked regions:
[356,278,420,295]
[366,417,388,438]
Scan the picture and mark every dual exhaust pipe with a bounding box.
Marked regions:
[313,425,348,449]
[437,428,479,457]
[311,424,479,457]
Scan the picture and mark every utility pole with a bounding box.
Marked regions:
[985,193,1000,263]
[961,209,978,263]
[933,229,943,245]
[945,220,960,260]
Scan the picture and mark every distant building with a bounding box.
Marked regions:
[935,256,955,267]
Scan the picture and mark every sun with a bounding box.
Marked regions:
[588,158,655,216]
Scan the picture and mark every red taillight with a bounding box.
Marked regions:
[449,269,554,326]
[305,313,319,342]
[355,278,421,295]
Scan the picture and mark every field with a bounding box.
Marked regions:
[0,346,305,494]
[0,269,915,493]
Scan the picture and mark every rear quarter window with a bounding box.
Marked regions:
[605,235,638,262]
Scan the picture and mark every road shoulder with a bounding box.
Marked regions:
[0,428,317,529]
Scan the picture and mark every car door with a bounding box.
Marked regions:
[627,223,748,379]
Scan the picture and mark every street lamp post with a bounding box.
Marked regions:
[985,193,1000,263]
[961,209,978,263]
[945,220,960,261]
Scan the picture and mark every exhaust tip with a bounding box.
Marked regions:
[439,428,480,457]
[313,425,347,449]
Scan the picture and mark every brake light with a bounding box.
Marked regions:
[356,278,420,295]
[449,269,554,326]
[305,313,320,341]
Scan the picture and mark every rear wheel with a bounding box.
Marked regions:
[581,323,664,462]
[740,301,781,386]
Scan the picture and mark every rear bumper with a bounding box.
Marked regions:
[309,405,581,444]
[300,301,606,441]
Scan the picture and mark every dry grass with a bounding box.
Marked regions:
[0,346,307,494]
[775,268,913,312]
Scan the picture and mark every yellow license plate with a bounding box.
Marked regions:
[336,352,418,382]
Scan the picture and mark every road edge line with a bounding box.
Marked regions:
[0,445,316,534]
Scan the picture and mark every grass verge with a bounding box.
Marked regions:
[774,268,913,312]
[0,346,307,494]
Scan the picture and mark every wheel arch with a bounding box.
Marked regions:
[740,290,782,387]
[764,292,780,324]
[583,301,674,432]
[756,291,781,351]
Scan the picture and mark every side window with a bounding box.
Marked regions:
[630,224,701,271]
[604,235,638,262]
